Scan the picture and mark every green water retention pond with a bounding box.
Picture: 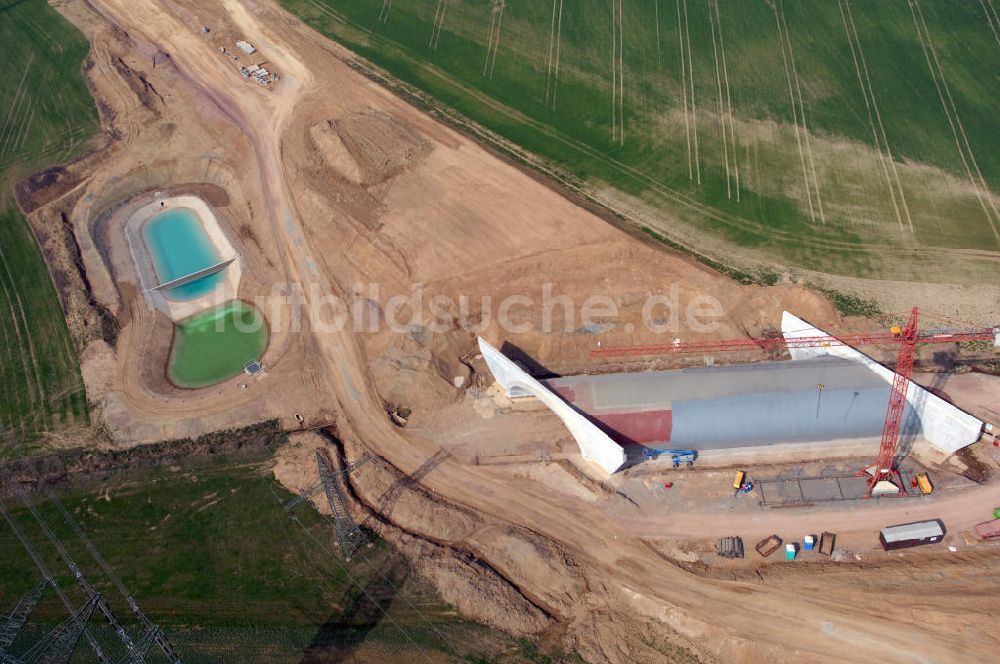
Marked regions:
[168,301,268,388]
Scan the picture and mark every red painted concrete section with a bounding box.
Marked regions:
[592,410,672,445]
[547,382,672,444]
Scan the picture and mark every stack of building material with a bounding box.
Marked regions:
[715,536,744,559]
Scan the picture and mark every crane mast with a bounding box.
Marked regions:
[864,307,919,497]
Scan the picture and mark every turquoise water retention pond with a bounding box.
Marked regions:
[142,207,225,300]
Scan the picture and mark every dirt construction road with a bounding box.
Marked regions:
[83,0,999,661]
[611,462,1000,542]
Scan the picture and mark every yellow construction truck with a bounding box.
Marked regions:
[916,472,933,495]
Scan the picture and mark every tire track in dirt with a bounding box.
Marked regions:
[909,0,1000,246]
[338,21,1000,274]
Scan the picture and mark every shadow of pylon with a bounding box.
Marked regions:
[298,557,411,663]
[372,448,452,520]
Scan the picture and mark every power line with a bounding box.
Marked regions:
[0,500,109,663]
[0,580,47,653]
[287,513,438,664]
[42,486,182,663]
[281,451,464,656]
[15,487,140,658]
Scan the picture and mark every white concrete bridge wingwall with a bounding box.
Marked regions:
[781,311,983,455]
[477,338,626,474]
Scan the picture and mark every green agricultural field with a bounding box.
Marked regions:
[281,0,1000,284]
[0,450,522,662]
[0,0,99,449]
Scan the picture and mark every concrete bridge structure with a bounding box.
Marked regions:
[478,312,984,474]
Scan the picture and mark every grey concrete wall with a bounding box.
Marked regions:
[781,312,983,455]
[670,383,916,448]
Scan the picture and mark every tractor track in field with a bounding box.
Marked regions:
[0,56,34,159]
[377,0,392,25]
[545,0,557,108]
[0,96,33,160]
[0,245,47,432]
[779,2,825,225]
[707,0,730,200]
[482,1,504,79]
[771,0,814,223]
[0,284,24,440]
[681,0,698,180]
[653,0,662,71]
[909,0,1000,246]
[551,0,564,109]
[483,4,497,76]
[428,0,447,51]
[304,0,345,25]
[15,102,37,155]
[772,0,824,225]
[711,0,739,202]
[838,0,912,238]
[675,0,692,180]
[492,0,504,78]
[0,54,32,132]
[979,0,1000,48]
[342,40,1000,270]
[609,0,626,144]
[316,1,999,269]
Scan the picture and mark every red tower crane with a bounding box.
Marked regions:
[862,307,918,497]
[590,309,999,498]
